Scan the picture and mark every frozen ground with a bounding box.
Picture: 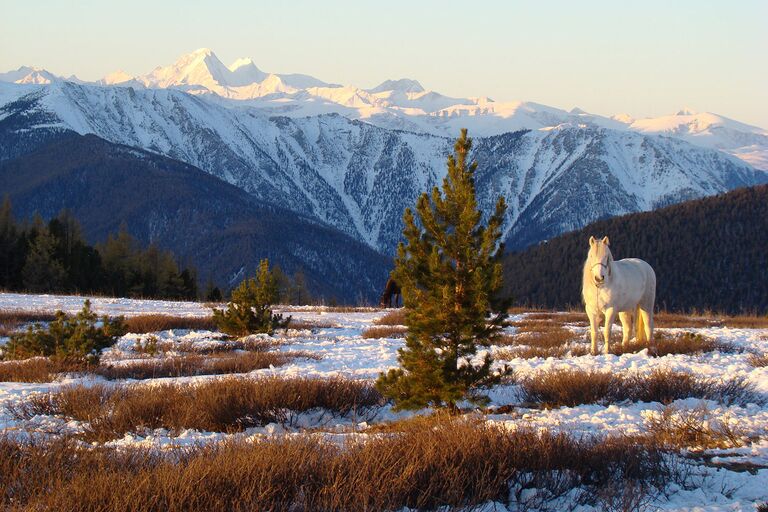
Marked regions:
[1,292,767,511]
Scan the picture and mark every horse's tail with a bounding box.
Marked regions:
[635,305,646,344]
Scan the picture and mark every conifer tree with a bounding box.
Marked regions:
[22,219,67,293]
[376,129,509,411]
[0,196,24,288]
[212,259,291,336]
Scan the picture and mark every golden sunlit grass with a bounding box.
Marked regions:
[8,376,383,441]
[0,420,675,512]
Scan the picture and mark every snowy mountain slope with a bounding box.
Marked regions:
[1,81,762,256]
[0,130,391,301]
[625,109,768,170]
[2,49,765,167]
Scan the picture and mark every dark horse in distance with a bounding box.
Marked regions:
[379,277,401,308]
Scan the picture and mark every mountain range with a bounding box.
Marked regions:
[1,49,766,298]
[3,48,766,170]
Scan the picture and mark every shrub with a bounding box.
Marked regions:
[212,259,290,336]
[3,301,125,363]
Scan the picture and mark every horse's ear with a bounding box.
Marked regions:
[602,236,610,246]
[589,236,596,246]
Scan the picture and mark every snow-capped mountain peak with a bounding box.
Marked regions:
[675,107,698,116]
[227,57,268,86]
[137,48,233,90]
[100,70,133,85]
[1,48,766,169]
[368,78,425,94]
[0,66,61,85]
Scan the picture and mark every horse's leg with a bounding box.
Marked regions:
[619,311,632,348]
[587,310,599,355]
[639,307,655,355]
[603,308,616,355]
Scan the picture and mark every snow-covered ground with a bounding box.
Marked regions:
[1,292,767,511]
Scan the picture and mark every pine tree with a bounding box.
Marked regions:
[204,278,223,302]
[5,300,125,363]
[212,259,291,336]
[0,196,24,289]
[22,219,67,293]
[376,129,509,411]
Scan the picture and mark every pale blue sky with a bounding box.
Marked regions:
[2,0,766,126]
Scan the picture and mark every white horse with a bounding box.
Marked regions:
[582,236,656,355]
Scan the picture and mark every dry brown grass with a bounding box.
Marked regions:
[8,376,383,441]
[0,358,89,383]
[517,368,762,408]
[522,312,589,325]
[95,350,318,380]
[287,318,339,330]
[361,325,407,339]
[609,332,733,357]
[0,420,676,512]
[286,306,377,313]
[123,315,216,334]
[645,404,746,450]
[373,309,406,326]
[655,311,768,329]
[0,310,57,336]
[495,322,585,359]
[747,352,768,367]
[136,335,279,356]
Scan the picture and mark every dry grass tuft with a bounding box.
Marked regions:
[747,352,768,367]
[286,318,338,330]
[0,420,676,511]
[8,376,383,440]
[517,368,762,408]
[610,332,733,357]
[654,312,720,328]
[494,322,585,359]
[373,309,406,326]
[0,310,57,337]
[0,358,88,383]
[645,404,746,450]
[138,335,279,356]
[655,311,768,329]
[361,325,407,339]
[123,315,217,334]
[94,350,317,380]
[522,312,589,326]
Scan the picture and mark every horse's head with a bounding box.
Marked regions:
[588,236,613,286]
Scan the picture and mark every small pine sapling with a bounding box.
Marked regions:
[213,259,291,336]
[4,300,126,364]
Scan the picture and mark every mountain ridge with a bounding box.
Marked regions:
[1,48,764,168]
[1,80,762,256]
